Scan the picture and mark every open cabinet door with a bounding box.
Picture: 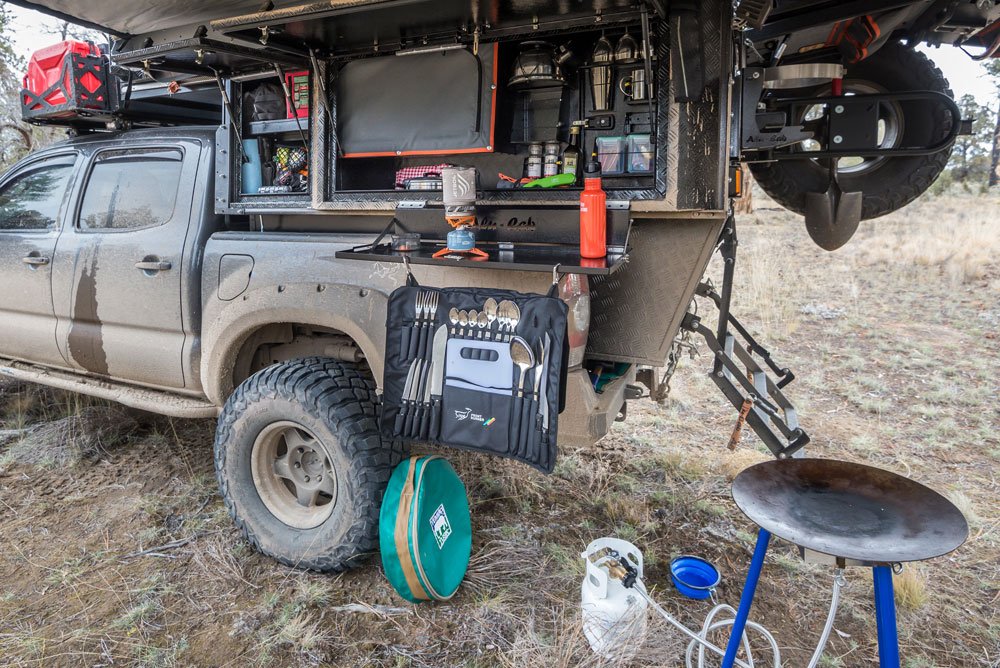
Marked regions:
[338,45,497,158]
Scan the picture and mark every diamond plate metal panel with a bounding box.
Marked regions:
[665,0,733,212]
[587,216,725,366]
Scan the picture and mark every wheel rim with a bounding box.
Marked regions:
[250,421,338,530]
[798,80,904,175]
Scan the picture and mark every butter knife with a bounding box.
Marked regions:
[403,359,423,437]
[427,324,448,440]
[394,361,417,436]
[539,333,551,432]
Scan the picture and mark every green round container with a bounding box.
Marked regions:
[379,456,471,602]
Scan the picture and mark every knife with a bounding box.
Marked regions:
[539,333,551,432]
[427,324,448,440]
[418,325,445,439]
[394,361,417,436]
[403,359,423,438]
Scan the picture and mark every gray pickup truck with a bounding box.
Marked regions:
[6,0,992,573]
[0,126,606,570]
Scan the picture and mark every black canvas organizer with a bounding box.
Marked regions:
[381,272,568,473]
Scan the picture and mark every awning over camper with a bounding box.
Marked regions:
[6,0,328,36]
[7,0,662,40]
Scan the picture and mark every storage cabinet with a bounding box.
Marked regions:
[217,19,667,214]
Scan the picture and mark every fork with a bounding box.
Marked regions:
[416,291,439,360]
[421,292,439,360]
[405,292,426,361]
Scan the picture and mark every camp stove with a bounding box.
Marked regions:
[584,458,968,668]
[726,458,969,668]
[434,166,488,260]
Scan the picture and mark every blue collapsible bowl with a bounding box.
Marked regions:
[670,555,720,600]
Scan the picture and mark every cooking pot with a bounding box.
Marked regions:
[509,41,565,90]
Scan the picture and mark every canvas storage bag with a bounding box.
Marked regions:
[379,455,471,603]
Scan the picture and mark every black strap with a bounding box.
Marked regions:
[402,255,419,287]
[369,217,400,251]
[545,264,560,298]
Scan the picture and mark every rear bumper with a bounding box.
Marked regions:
[557,366,635,448]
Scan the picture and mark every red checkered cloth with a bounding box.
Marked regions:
[395,164,454,189]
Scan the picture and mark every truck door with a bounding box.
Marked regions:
[52,144,199,389]
[0,153,77,369]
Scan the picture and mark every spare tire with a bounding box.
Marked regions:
[750,42,954,220]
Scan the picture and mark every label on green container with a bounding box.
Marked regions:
[430,504,452,549]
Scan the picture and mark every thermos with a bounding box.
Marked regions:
[241,139,263,194]
[579,158,607,258]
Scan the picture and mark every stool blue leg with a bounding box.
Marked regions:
[872,565,901,668]
[721,528,771,668]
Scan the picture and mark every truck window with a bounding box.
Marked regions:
[78,148,184,231]
[0,158,75,231]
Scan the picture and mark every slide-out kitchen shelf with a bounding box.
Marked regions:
[336,242,629,276]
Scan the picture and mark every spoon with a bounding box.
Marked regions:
[477,311,489,339]
[509,336,535,454]
[448,307,460,336]
[483,298,498,340]
[498,300,515,341]
[458,310,469,338]
[510,336,535,398]
[507,302,522,341]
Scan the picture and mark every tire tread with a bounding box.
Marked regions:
[214,357,406,573]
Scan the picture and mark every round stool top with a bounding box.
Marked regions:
[731,458,968,563]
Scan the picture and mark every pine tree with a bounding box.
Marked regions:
[0,4,32,168]
[986,59,1000,188]
[943,92,997,190]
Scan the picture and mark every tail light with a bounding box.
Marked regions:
[559,273,590,367]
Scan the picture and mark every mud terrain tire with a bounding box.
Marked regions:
[750,42,954,220]
[214,357,406,572]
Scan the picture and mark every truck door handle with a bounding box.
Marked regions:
[135,260,173,272]
[22,255,50,266]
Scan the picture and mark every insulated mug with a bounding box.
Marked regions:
[619,69,652,102]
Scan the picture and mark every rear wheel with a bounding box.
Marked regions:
[214,357,407,572]
[750,42,954,220]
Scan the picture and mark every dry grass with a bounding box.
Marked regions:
[716,447,770,481]
[2,404,143,467]
[893,567,929,611]
[853,193,1000,286]
[946,490,981,529]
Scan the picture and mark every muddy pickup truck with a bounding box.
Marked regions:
[0,126,598,569]
[4,0,998,571]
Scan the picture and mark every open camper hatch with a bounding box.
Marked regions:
[14,0,733,277]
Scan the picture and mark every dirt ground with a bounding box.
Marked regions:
[0,191,997,668]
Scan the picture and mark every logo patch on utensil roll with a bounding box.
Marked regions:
[454,408,486,423]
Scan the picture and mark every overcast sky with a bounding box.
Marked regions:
[6,4,998,106]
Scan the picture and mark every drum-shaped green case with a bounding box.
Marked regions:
[379,456,471,602]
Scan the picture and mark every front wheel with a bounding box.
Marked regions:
[750,41,954,221]
[214,357,407,572]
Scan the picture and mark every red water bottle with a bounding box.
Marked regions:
[579,158,607,259]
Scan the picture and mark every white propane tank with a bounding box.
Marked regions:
[581,537,649,660]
